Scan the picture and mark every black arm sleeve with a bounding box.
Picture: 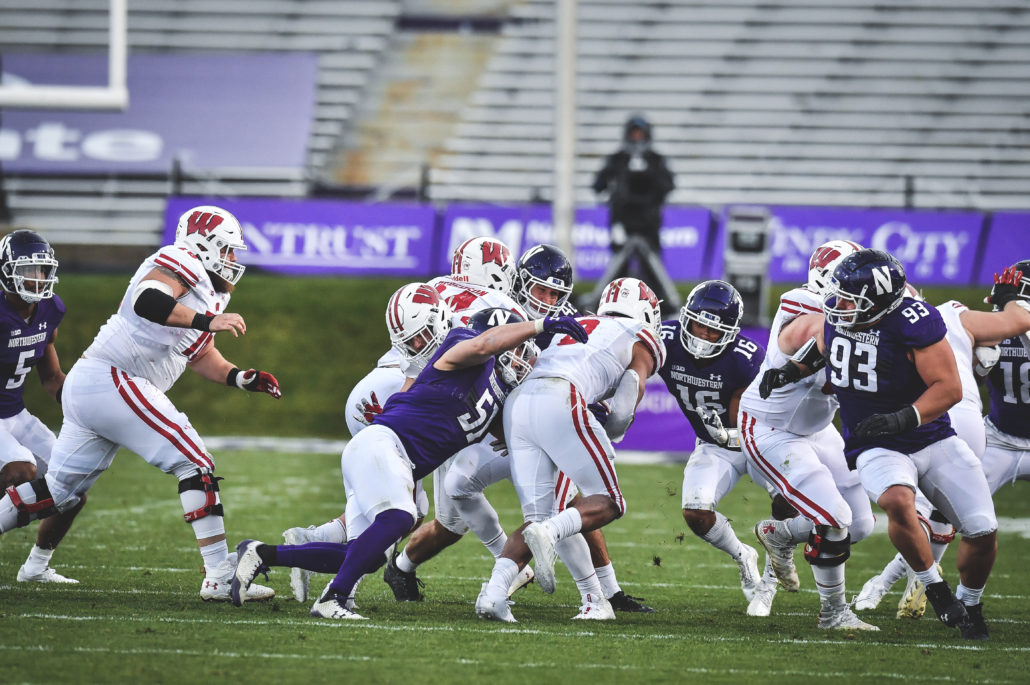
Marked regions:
[133,287,178,325]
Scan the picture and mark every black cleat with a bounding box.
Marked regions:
[383,551,425,601]
[607,591,655,613]
[925,580,968,627]
[958,603,989,640]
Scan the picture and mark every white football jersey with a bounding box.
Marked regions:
[739,286,838,435]
[528,315,666,404]
[429,276,524,327]
[938,300,981,411]
[83,246,230,392]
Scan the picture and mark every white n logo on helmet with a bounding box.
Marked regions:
[488,309,509,326]
[871,265,894,295]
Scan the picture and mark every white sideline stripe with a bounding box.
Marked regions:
[14,613,1030,656]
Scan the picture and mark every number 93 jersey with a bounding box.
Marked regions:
[824,296,955,465]
[0,293,65,418]
[373,327,509,480]
[657,319,764,445]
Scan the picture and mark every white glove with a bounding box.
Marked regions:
[974,345,1000,377]
[698,407,741,450]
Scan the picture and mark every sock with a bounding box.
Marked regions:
[545,508,582,543]
[22,544,55,574]
[761,554,776,585]
[812,564,846,605]
[275,542,350,573]
[785,515,813,544]
[396,549,418,574]
[594,562,621,599]
[451,493,506,554]
[701,512,746,559]
[200,540,229,573]
[315,518,347,544]
[881,553,908,586]
[555,534,597,593]
[346,575,365,606]
[930,540,950,565]
[486,557,520,602]
[956,583,985,606]
[914,565,943,587]
[483,531,508,559]
[327,509,413,599]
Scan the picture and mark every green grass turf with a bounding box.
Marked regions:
[1,450,1027,684]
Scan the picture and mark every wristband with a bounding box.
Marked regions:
[226,367,241,387]
[192,313,214,332]
[534,318,545,334]
[910,404,921,427]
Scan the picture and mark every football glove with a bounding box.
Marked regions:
[354,391,384,427]
[542,316,590,343]
[489,436,508,457]
[985,265,1023,309]
[974,345,1001,377]
[698,407,741,450]
[236,369,282,399]
[759,362,803,399]
[854,405,919,439]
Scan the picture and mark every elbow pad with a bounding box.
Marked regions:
[132,279,177,325]
[604,368,640,443]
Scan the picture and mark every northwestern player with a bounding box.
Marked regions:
[739,239,877,629]
[0,230,81,584]
[476,277,666,622]
[821,249,997,639]
[0,206,280,602]
[232,308,589,619]
[657,280,766,603]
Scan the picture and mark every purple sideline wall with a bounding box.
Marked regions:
[976,212,1030,284]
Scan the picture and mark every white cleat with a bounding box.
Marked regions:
[17,565,79,584]
[735,544,761,602]
[746,579,778,617]
[230,539,270,607]
[201,552,275,603]
[818,604,880,631]
[476,582,517,623]
[283,526,317,602]
[754,520,800,592]
[506,564,535,599]
[855,573,892,611]
[572,593,616,620]
[897,567,932,619]
[522,523,557,594]
[310,596,366,620]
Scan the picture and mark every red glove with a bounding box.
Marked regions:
[985,265,1023,308]
[354,391,384,426]
[236,369,282,399]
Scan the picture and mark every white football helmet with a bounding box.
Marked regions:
[597,277,662,336]
[386,282,452,370]
[450,237,516,294]
[807,239,862,296]
[174,205,247,285]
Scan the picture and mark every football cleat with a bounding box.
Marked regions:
[282,525,317,602]
[506,564,535,599]
[17,565,78,584]
[607,591,655,613]
[958,603,989,640]
[230,539,271,607]
[383,551,425,601]
[736,544,761,602]
[855,572,893,611]
[897,569,929,619]
[925,580,968,627]
[522,522,558,594]
[746,578,778,617]
[818,604,880,631]
[753,520,800,592]
[475,582,517,623]
[572,593,615,620]
[201,552,274,603]
[310,595,367,620]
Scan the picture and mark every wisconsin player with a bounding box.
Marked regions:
[0,230,80,584]
[657,280,766,603]
[820,250,997,639]
[738,239,877,629]
[0,206,281,602]
[232,308,588,619]
[476,277,666,622]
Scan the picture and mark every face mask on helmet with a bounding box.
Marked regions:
[597,277,662,336]
[807,239,863,297]
[0,230,59,304]
[174,206,247,285]
[466,307,538,386]
[679,280,742,358]
[987,260,1030,307]
[823,250,907,329]
[386,283,452,370]
[450,237,516,294]
[514,244,574,319]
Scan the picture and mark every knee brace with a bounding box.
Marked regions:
[178,472,223,523]
[803,526,851,567]
[5,479,59,527]
[926,510,956,544]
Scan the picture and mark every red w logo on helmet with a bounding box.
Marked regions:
[411,284,440,305]
[638,281,659,307]
[481,241,510,266]
[186,211,224,238]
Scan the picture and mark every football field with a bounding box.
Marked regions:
[1,448,1027,684]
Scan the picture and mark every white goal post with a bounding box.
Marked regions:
[0,0,128,110]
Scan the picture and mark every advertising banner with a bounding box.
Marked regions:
[1,53,317,173]
[440,204,713,281]
[720,206,986,285]
[977,212,1030,284]
[164,197,437,277]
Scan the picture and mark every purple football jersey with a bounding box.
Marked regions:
[658,320,765,445]
[0,294,65,418]
[986,335,1030,438]
[373,327,508,480]
[824,297,955,466]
